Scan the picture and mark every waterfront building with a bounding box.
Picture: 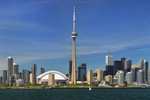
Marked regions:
[68,60,72,81]
[3,69,7,84]
[106,66,113,76]
[0,76,2,82]
[148,67,150,84]
[113,78,117,84]
[143,60,148,82]
[37,70,68,85]
[7,56,13,84]
[78,63,86,81]
[16,79,24,86]
[117,71,124,85]
[13,63,19,75]
[126,71,133,84]
[30,73,35,84]
[125,60,132,72]
[132,65,138,69]
[106,55,113,66]
[40,67,45,74]
[137,70,144,84]
[132,68,141,82]
[138,57,144,69]
[87,69,93,85]
[105,75,112,85]
[97,69,103,81]
[22,68,30,83]
[31,64,37,84]
[71,6,78,84]
[113,61,123,76]
[9,74,19,86]
[121,57,126,69]
[48,73,55,86]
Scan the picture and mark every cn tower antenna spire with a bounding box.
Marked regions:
[73,5,75,21]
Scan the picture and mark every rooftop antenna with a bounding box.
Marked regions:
[108,49,111,55]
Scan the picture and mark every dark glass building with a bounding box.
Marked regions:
[143,60,148,82]
[125,60,132,72]
[132,68,141,82]
[3,69,7,84]
[68,60,72,81]
[22,68,30,83]
[31,64,37,84]
[40,67,45,74]
[103,71,108,78]
[78,63,86,81]
[106,66,113,76]
[121,57,126,69]
[113,61,123,75]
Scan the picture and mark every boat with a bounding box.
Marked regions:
[89,86,91,90]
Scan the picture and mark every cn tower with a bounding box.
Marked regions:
[71,6,77,84]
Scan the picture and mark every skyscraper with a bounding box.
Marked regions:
[7,56,13,84]
[87,68,93,85]
[97,69,103,81]
[138,57,144,69]
[3,69,7,84]
[71,6,77,84]
[30,73,35,84]
[13,63,19,75]
[40,67,45,74]
[22,68,30,83]
[78,63,86,81]
[125,60,132,72]
[31,64,37,84]
[121,57,126,69]
[143,60,148,82]
[0,76,2,82]
[68,59,72,81]
[105,75,112,85]
[113,61,123,75]
[106,55,113,66]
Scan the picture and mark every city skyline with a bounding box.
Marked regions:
[0,0,150,76]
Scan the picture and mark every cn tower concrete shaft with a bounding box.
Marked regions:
[71,38,76,84]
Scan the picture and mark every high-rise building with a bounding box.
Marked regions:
[87,68,93,85]
[148,67,150,84]
[71,6,78,84]
[132,68,141,82]
[121,57,126,69]
[68,60,72,81]
[97,69,103,81]
[143,60,148,82]
[137,70,144,84]
[106,55,113,66]
[3,69,7,84]
[0,76,2,82]
[138,57,144,69]
[19,73,22,79]
[105,75,112,85]
[48,73,55,86]
[117,71,124,85]
[113,61,123,75]
[125,60,132,72]
[7,56,13,84]
[126,71,133,84]
[78,63,86,81]
[30,73,35,84]
[31,64,37,84]
[22,68,30,83]
[13,63,19,75]
[40,67,45,74]
[106,66,113,76]
[9,74,19,86]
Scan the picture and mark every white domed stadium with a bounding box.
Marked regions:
[37,70,69,85]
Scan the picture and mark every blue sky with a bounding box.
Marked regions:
[0,0,150,76]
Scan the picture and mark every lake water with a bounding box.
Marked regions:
[0,89,150,100]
